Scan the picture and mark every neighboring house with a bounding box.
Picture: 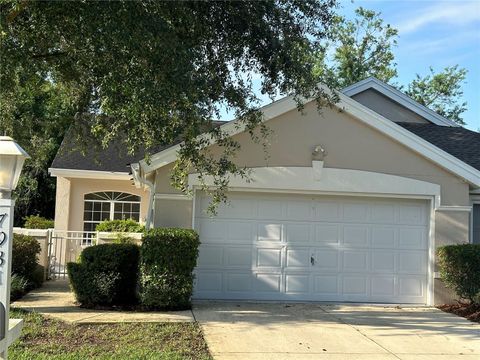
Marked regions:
[50,77,480,305]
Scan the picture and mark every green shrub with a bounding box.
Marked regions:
[139,228,200,310]
[437,244,480,303]
[12,234,41,280]
[23,215,54,229]
[112,233,136,244]
[29,264,45,289]
[96,219,145,233]
[10,274,29,301]
[67,244,139,307]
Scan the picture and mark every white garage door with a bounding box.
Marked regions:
[194,192,429,304]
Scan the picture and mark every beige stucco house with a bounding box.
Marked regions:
[50,77,480,305]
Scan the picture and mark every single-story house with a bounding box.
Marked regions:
[50,77,480,305]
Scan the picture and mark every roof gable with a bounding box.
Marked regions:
[341,77,459,127]
[135,85,480,188]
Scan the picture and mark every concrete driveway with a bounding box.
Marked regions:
[192,302,480,360]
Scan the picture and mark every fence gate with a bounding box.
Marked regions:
[47,231,96,279]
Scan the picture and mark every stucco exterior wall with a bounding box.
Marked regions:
[54,177,149,231]
[351,89,429,124]
[54,177,71,230]
[152,101,470,239]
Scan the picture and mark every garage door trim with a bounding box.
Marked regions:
[190,166,439,305]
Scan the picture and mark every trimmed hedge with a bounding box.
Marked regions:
[139,228,200,310]
[12,234,41,280]
[437,244,480,303]
[67,244,139,307]
[24,215,54,229]
[96,219,145,233]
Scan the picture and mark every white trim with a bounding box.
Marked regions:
[470,199,480,243]
[427,197,436,305]
[134,84,480,188]
[342,77,459,127]
[49,168,131,180]
[436,205,472,212]
[154,193,192,201]
[188,167,441,202]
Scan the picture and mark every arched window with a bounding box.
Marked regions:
[83,191,141,232]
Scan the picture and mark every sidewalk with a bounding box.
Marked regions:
[12,279,194,324]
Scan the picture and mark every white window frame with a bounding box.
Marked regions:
[83,192,141,233]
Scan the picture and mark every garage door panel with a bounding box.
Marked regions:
[257,200,284,220]
[398,204,427,225]
[228,221,254,242]
[399,227,427,249]
[196,271,223,292]
[285,223,312,244]
[315,224,339,245]
[371,251,396,272]
[199,220,227,242]
[314,249,339,270]
[285,274,310,294]
[255,273,282,293]
[370,276,395,297]
[398,251,427,274]
[256,248,282,268]
[343,203,369,222]
[343,251,368,272]
[217,198,256,219]
[343,276,368,296]
[197,246,224,267]
[343,225,369,247]
[314,201,341,221]
[398,276,425,298]
[286,201,313,221]
[226,273,253,292]
[257,223,282,242]
[313,275,339,295]
[371,204,396,223]
[194,193,429,304]
[285,248,311,268]
[372,227,396,248]
[225,247,252,267]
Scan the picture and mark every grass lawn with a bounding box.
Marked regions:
[9,308,212,360]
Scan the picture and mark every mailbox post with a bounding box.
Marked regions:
[0,136,29,359]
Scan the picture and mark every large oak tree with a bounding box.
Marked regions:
[1,0,338,217]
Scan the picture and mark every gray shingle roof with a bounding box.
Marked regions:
[397,122,480,171]
[51,121,227,172]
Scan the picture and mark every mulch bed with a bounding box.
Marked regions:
[437,302,480,323]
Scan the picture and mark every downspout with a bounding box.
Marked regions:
[131,163,155,230]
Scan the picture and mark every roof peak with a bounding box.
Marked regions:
[341,77,460,128]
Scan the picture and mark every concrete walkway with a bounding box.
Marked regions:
[12,280,194,323]
[192,302,480,360]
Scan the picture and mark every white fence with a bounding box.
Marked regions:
[12,229,143,280]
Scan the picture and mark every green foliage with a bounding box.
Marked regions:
[12,234,41,280]
[1,0,338,213]
[10,274,30,301]
[437,244,480,303]
[23,215,54,229]
[67,244,139,307]
[96,219,145,233]
[139,228,200,310]
[315,6,468,125]
[315,7,398,88]
[30,264,45,289]
[405,66,468,125]
[0,73,76,226]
